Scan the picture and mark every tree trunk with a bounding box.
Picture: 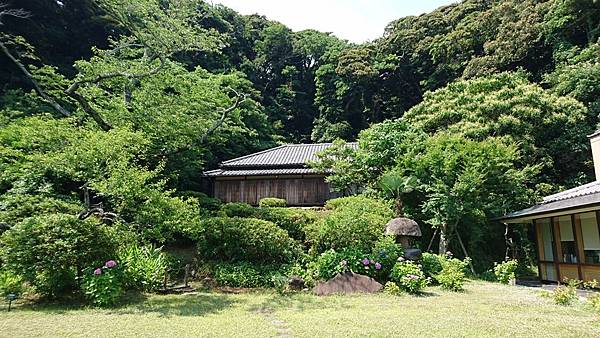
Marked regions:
[438,223,449,255]
[394,197,404,217]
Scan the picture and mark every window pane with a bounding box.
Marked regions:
[538,218,553,261]
[579,212,600,264]
[558,216,577,263]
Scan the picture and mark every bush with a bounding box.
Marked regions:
[221,203,256,218]
[179,191,221,211]
[494,259,518,284]
[371,236,403,281]
[384,281,401,296]
[551,285,578,305]
[259,197,286,208]
[588,294,600,313]
[435,257,470,291]
[80,260,123,307]
[306,196,393,253]
[390,261,429,294]
[0,214,119,298]
[213,262,289,288]
[195,217,301,263]
[421,253,443,278]
[0,269,24,297]
[118,243,168,292]
[255,207,319,241]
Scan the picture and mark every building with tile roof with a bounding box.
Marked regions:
[499,131,600,283]
[203,143,357,206]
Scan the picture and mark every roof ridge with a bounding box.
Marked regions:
[221,144,288,165]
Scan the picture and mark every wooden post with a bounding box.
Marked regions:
[163,270,168,290]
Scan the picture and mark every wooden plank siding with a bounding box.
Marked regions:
[214,175,331,206]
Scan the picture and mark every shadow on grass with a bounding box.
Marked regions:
[11,290,240,318]
[116,292,240,317]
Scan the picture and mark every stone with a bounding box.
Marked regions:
[288,275,305,290]
[404,248,422,261]
[313,271,383,296]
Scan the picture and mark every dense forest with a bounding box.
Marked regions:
[0,0,599,271]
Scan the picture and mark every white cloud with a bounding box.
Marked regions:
[210,0,456,43]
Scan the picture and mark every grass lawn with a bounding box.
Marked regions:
[1,281,599,337]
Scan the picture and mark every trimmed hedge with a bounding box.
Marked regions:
[193,217,301,263]
[256,207,319,241]
[259,197,286,208]
[213,261,290,288]
[306,196,394,253]
[221,203,256,218]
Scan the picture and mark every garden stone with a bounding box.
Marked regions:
[288,276,305,290]
[313,271,383,296]
[403,248,422,261]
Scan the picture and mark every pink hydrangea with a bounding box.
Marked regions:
[375,263,382,270]
[105,260,117,268]
[93,268,102,275]
[361,258,370,266]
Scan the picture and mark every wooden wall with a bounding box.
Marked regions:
[213,175,332,206]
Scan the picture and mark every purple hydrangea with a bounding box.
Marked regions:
[375,263,382,270]
[105,260,117,268]
[361,258,370,266]
[93,268,102,276]
[407,274,420,280]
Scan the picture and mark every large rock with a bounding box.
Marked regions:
[313,271,383,296]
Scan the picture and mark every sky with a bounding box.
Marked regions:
[211,0,457,43]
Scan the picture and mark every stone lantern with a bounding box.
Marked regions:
[384,217,422,260]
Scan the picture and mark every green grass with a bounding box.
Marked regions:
[1,281,599,337]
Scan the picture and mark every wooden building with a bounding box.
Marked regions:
[500,131,600,283]
[203,143,356,206]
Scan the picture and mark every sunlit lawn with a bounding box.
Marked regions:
[1,281,599,337]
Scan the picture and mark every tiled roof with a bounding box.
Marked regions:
[220,143,357,168]
[204,143,357,177]
[500,181,600,221]
[542,181,600,203]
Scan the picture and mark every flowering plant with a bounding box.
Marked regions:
[81,260,123,307]
[390,261,429,294]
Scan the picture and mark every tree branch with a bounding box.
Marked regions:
[67,90,112,131]
[0,40,72,117]
[66,54,166,95]
[200,89,247,143]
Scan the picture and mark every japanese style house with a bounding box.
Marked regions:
[203,143,357,206]
[500,131,600,283]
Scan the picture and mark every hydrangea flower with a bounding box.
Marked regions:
[93,268,102,275]
[340,259,348,267]
[361,258,370,266]
[375,263,382,270]
[105,260,117,268]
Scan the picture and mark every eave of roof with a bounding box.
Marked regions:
[204,168,330,177]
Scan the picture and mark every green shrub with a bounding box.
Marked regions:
[255,207,318,241]
[494,259,518,284]
[311,247,390,281]
[371,236,403,281]
[221,203,256,218]
[0,269,24,297]
[179,191,221,211]
[551,285,577,305]
[118,243,168,292]
[421,253,443,278]
[259,197,286,208]
[0,214,119,298]
[213,262,289,288]
[384,281,401,296]
[306,196,393,253]
[588,293,600,312]
[195,217,301,263]
[390,261,429,294]
[80,260,123,307]
[435,257,470,291]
